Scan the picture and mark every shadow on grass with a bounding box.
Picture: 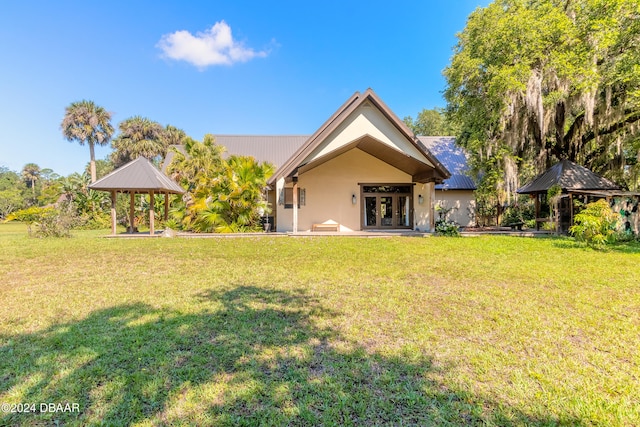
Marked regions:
[0,286,584,426]
[552,237,640,253]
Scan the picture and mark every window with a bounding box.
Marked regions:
[362,185,412,194]
[282,188,305,209]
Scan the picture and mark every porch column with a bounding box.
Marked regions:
[129,192,135,233]
[429,182,436,232]
[292,180,298,233]
[149,191,155,235]
[110,191,117,235]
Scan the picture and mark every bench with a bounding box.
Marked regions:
[507,222,524,231]
[312,223,340,232]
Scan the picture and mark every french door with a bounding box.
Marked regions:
[361,185,412,229]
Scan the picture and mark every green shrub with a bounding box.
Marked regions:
[6,206,54,235]
[570,199,619,247]
[6,204,79,237]
[434,218,460,236]
[35,208,78,238]
[501,200,535,227]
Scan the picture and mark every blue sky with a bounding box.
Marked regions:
[0,0,488,176]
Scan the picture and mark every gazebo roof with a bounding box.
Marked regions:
[89,157,185,194]
[517,159,621,194]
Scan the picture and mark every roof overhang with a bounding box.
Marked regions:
[288,134,446,183]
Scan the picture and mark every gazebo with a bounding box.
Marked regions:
[89,157,185,235]
[517,159,622,232]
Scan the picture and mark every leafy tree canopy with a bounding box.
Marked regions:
[445,0,640,201]
[403,108,459,136]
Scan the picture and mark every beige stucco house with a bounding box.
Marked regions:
[263,89,452,232]
[169,89,477,232]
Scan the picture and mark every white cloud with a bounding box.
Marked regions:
[157,21,268,69]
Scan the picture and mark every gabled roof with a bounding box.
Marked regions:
[517,159,621,194]
[267,89,450,185]
[89,156,185,193]
[418,136,476,190]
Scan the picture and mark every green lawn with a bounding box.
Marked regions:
[0,223,638,426]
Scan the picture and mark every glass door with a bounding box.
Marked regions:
[361,185,413,230]
[397,196,410,227]
[364,196,377,227]
[380,196,393,227]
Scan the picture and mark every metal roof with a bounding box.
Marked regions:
[517,159,621,194]
[89,156,185,193]
[216,135,308,168]
[164,134,467,187]
[418,136,476,190]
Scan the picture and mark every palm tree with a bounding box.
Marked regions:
[61,100,114,183]
[111,116,167,167]
[21,163,41,195]
[161,125,187,147]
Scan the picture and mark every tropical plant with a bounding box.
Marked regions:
[166,135,274,232]
[570,199,619,247]
[161,125,188,147]
[61,172,112,228]
[61,100,114,183]
[196,155,274,232]
[111,116,168,167]
[166,135,226,230]
[21,163,41,195]
[445,0,640,199]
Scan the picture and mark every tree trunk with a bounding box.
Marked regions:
[89,142,97,183]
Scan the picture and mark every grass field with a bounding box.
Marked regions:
[0,222,638,426]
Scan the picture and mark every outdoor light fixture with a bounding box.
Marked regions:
[352,194,357,205]
[418,194,424,204]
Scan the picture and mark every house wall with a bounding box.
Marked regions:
[434,189,476,227]
[414,182,434,232]
[305,103,434,167]
[275,148,435,232]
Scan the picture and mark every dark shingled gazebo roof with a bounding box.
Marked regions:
[517,159,621,194]
[90,157,184,194]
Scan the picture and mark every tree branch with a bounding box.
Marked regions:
[581,110,640,146]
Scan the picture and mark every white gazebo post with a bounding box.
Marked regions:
[292,180,298,233]
[110,190,117,235]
